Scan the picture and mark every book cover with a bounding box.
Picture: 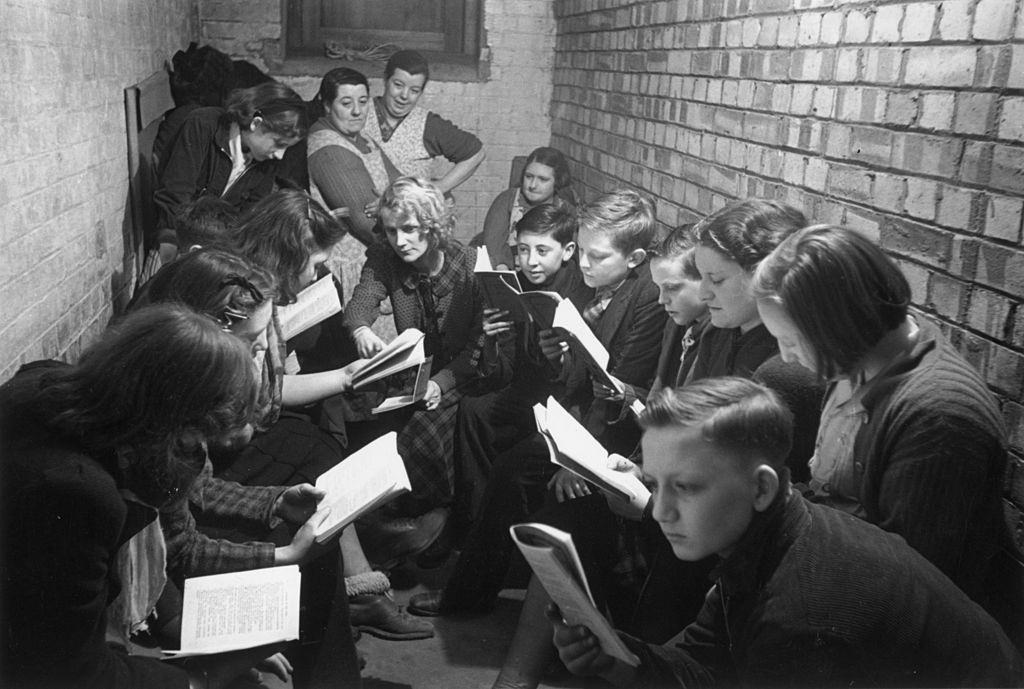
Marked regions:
[510,524,639,667]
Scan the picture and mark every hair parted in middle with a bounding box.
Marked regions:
[641,377,793,473]
[752,224,911,380]
[577,189,656,254]
[378,176,456,248]
[692,198,808,272]
[232,189,345,304]
[522,146,578,206]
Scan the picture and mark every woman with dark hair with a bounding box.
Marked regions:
[343,177,486,537]
[154,81,310,263]
[307,67,402,302]
[753,225,1012,615]
[0,304,279,689]
[478,146,579,270]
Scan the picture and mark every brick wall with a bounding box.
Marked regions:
[0,0,197,381]
[197,0,558,242]
[550,0,1024,549]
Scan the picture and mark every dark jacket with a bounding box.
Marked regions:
[0,363,189,689]
[152,107,300,248]
[624,492,1023,688]
[563,262,667,451]
[834,319,1010,607]
[343,241,484,395]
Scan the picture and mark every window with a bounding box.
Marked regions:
[287,0,482,60]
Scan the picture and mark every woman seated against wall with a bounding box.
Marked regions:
[153,82,309,265]
[752,224,1014,620]
[307,67,402,304]
[0,304,294,689]
[476,146,579,271]
[343,177,489,548]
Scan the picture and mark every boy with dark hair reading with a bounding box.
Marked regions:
[454,202,592,536]
[549,377,1022,688]
[410,189,666,617]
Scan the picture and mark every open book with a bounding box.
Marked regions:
[533,396,650,510]
[551,299,624,394]
[372,356,434,414]
[312,431,411,543]
[474,245,564,326]
[351,328,425,389]
[163,565,301,658]
[276,273,342,341]
[510,524,639,667]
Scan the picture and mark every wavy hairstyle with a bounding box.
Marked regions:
[691,199,807,272]
[232,189,345,304]
[641,377,793,473]
[37,304,258,505]
[752,225,911,379]
[378,176,456,249]
[143,249,278,326]
[224,82,309,140]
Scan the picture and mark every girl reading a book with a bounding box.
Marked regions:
[343,176,488,548]
[0,304,289,689]
[139,247,436,647]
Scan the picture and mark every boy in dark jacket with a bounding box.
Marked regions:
[551,378,1022,688]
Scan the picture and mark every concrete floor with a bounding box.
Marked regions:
[358,561,587,689]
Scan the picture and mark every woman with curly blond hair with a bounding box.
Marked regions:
[343,177,487,553]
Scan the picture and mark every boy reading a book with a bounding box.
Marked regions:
[549,378,1022,688]
[409,190,665,616]
[455,203,592,527]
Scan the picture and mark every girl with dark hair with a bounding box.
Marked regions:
[154,81,310,263]
[753,225,1012,616]
[0,304,283,689]
[307,67,403,302]
[142,244,434,645]
[478,146,579,270]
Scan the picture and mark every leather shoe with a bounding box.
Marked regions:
[349,593,434,640]
[357,507,448,570]
[407,588,494,618]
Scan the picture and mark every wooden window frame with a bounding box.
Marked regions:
[285,0,482,61]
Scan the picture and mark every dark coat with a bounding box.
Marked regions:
[0,363,189,689]
[625,492,1023,688]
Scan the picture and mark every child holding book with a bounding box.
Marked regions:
[409,190,666,617]
[454,202,593,530]
[549,378,1022,687]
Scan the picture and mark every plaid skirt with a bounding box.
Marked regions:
[395,393,462,512]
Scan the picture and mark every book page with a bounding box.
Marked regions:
[352,328,425,389]
[165,565,301,657]
[510,525,639,667]
[372,356,433,414]
[276,273,342,341]
[544,397,651,505]
[313,432,411,542]
[474,245,492,271]
[552,301,623,393]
